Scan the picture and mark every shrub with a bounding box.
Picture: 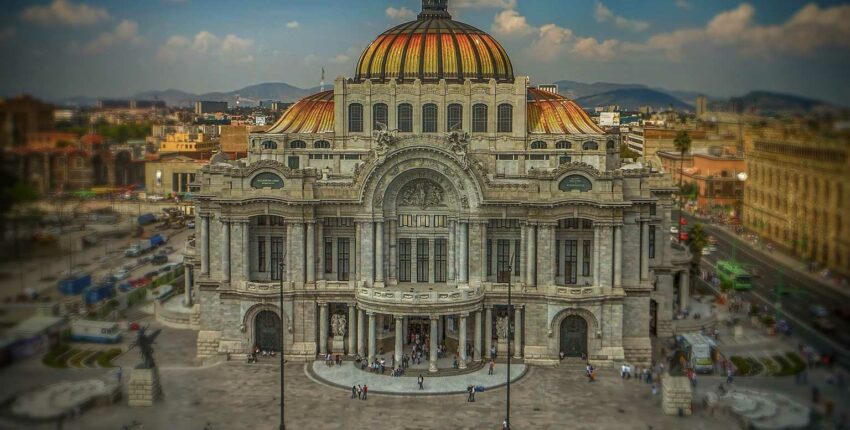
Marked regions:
[760,357,780,376]
[730,356,764,376]
[96,348,122,368]
[760,315,775,326]
[786,352,807,374]
[42,344,70,368]
[68,349,91,368]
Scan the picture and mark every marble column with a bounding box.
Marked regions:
[527,224,537,286]
[368,312,376,361]
[429,315,439,372]
[513,306,523,359]
[403,316,409,343]
[459,222,468,283]
[241,221,250,281]
[306,222,315,283]
[357,309,366,357]
[318,303,328,355]
[183,265,193,307]
[480,222,488,281]
[348,304,357,355]
[474,310,482,361]
[680,271,690,310]
[447,220,456,282]
[458,314,468,369]
[614,225,622,289]
[361,221,374,285]
[640,222,650,281]
[484,306,493,359]
[200,215,210,275]
[375,221,384,283]
[593,227,601,286]
[394,315,403,366]
[221,219,231,282]
[354,222,361,282]
[317,221,324,281]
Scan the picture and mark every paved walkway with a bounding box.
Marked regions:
[310,360,525,394]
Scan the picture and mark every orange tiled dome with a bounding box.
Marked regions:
[355,2,513,83]
[526,88,604,135]
[265,90,334,134]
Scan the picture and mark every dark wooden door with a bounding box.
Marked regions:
[559,315,587,357]
[254,310,281,352]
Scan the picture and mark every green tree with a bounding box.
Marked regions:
[619,143,641,160]
[686,222,709,276]
[673,130,692,242]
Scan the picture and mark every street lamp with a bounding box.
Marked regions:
[278,259,286,430]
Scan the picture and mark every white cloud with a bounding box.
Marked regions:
[21,0,109,27]
[594,1,650,32]
[491,9,533,36]
[675,0,691,10]
[286,21,300,29]
[303,53,319,65]
[454,0,516,9]
[385,6,415,21]
[81,20,142,54]
[156,30,255,63]
[330,54,350,64]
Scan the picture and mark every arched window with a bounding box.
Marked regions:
[313,140,330,149]
[397,103,413,132]
[447,103,463,131]
[348,103,363,133]
[373,103,388,130]
[422,103,437,133]
[530,141,547,150]
[261,140,277,150]
[556,141,572,149]
[289,140,306,149]
[472,103,488,133]
[582,141,598,150]
[497,103,513,133]
[606,140,615,150]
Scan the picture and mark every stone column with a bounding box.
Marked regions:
[357,309,366,357]
[526,224,536,286]
[183,265,193,307]
[614,225,622,288]
[403,316,409,343]
[221,219,231,282]
[640,222,650,281]
[316,221,324,281]
[200,215,210,275]
[318,303,328,355]
[484,306,493,359]
[361,221,374,285]
[354,222,361,282]
[394,315,403,366]
[388,219,398,283]
[447,220,456,282]
[459,221,468,283]
[306,222,315,283]
[375,221,384,283]
[480,222,488,282]
[368,312,376,361]
[348,304,357,355]
[593,227,600,286]
[458,314,468,369]
[680,271,690,311]
[242,220,250,281]
[429,315,439,372]
[474,310,482,361]
[513,306,523,358]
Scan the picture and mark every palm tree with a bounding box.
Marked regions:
[673,131,692,243]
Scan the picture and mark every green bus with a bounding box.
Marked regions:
[716,260,753,291]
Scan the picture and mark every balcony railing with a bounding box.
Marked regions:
[356,285,483,306]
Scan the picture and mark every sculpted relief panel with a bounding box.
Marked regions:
[398,179,445,208]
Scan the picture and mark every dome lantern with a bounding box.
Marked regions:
[419,0,451,19]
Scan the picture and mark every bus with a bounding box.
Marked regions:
[715,260,753,291]
[676,334,717,373]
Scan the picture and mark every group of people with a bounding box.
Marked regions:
[246,345,276,363]
[323,353,342,367]
[350,384,368,400]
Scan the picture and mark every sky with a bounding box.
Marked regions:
[1,0,850,105]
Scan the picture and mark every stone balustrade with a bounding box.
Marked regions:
[356,285,484,314]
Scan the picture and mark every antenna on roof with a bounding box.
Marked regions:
[320,67,325,92]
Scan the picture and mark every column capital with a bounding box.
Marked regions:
[484,304,494,310]
[394,314,404,320]
[458,312,469,318]
[318,302,329,308]
[429,314,440,321]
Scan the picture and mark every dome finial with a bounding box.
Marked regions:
[419,0,451,19]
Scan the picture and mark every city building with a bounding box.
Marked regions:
[743,125,850,277]
[0,95,55,150]
[144,152,207,197]
[658,148,746,218]
[695,96,708,117]
[195,101,229,115]
[159,132,218,153]
[186,0,691,368]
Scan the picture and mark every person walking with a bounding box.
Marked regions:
[356,384,362,399]
[362,384,368,400]
[418,374,425,390]
[488,360,495,375]
[351,385,357,399]
[467,385,475,402]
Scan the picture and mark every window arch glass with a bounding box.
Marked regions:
[348,103,363,133]
[497,103,513,133]
[397,103,413,132]
[472,103,488,133]
[447,103,463,131]
[556,140,572,149]
[422,103,437,133]
[530,141,547,150]
[289,140,306,149]
[261,140,277,150]
[373,103,388,130]
[606,140,615,150]
[582,141,598,150]
[313,140,330,149]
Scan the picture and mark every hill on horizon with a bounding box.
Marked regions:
[574,88,693,111]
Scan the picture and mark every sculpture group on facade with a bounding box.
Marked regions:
[331,313,347,337]
[399,179,444,208]
[496,315,509,340]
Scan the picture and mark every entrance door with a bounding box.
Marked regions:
[254,310,281,352]
[559,315,587,358]
[407,318,430,344]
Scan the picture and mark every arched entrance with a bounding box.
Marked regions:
[559,315,587,357]
[254,310,281,352]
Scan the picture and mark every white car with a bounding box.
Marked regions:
[701,247,712,255]
[112,268,130,280]
[670,226,679,234]
[147,195,165,202]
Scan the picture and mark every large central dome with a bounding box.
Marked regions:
[355,0,514,83]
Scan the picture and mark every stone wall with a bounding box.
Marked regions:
[662,374,693,416]
[196,330,221,358]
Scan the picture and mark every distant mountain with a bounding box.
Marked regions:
[732,90,832,113]
[132,83,322,107]
[554,80,646,100]
[574,88,693,111]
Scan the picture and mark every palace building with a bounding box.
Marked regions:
[185,0,692,369]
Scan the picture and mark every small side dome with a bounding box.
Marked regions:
[527,88,603,135]
[265,90,334,134]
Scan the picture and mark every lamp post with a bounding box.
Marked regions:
[278,260,286,430]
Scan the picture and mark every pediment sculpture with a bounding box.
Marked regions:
[399,179,444,208]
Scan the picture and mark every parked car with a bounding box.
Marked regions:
[151,254,168,265]
[112,268,130,280]
[143,271,158,280]
[187,220,195,229]
[670,226,679,234]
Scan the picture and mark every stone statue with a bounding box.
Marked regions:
[399,179,444,208]
[374,122,399,156]
[130,327,161,369]
[446,129,470,155]
[331,313,347,337]
[496,315,509,340]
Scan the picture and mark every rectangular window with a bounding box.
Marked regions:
[514,239,521,277]
[257,216,267,226]
[529,154,549,160]
[559,155,571,165]
[486,239,493,276]
[565,240,577,284]
[447,104,463,131]
[434,215,447,228]
[649,226,656,259]
[416,215,430,227]
[287,156,299,169]
[497,239,511,281]
[172,173,179,192]
[581,219,593,229]
[497,154,517,160]
[649,203,657,216]
[582,240,591,276]
[399,214,413,227]
[337,238,350,281]
[257,237,266,272]
[270,236,284,280]
[269,216,284,226]
[324,237,333,274]
[434,239,447,283]
[342,154,361,160]
[398,239,411,282]
[416,239,429,282]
